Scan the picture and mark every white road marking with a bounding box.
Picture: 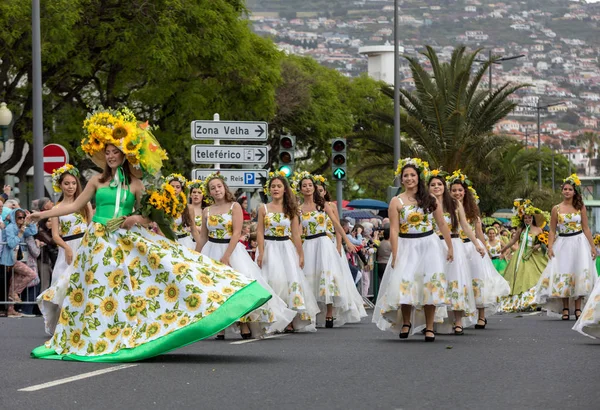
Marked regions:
[19,364,138,392]
[229,333,288,345]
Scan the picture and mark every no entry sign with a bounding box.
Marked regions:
[43,144,69,174]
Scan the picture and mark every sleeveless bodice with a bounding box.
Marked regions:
[557,209,582,234]
[206,205,234,239]
[430,212,452,235]
[171,215,187,234]
[195,214,202,228]
[263,207,291,237]
[92,186,136,225]
[459,219,476,240]
[398,199,432,234]
[521,230,535,247]
[301,210,328,236]
[59,212,87,236]
[487,241,503,258]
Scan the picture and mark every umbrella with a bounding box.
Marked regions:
[342,210,377,220]
[331,200,353,210]
[346,199,389,210]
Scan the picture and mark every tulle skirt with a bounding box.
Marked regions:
[573,278,600,338]
[201,240,297,336]
[464,240,510,312]
[303,235,366,327]
[373,233,448,335]
[257,239,319,331]
[38,237,83,335]
[534,233,597,317]
[332,238,368,322]
[177,234,196,250]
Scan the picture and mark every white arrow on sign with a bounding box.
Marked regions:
[191,120,268,141]
[191,145,268,165]
[191,169,268,188]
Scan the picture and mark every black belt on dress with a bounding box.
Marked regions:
[208,237,230,243]
[559,230,583,237]
[491,256,499,260]
[399,230,434,239]
[305,232,328,240]
[439,234,460,240]
[176,232,190,239]
[264,235,289,241]
[462,238,471,243]
[63,232,85,242]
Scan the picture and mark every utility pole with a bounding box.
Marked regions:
[535,101,566,190]
[393,0,401,187]
[32,0,45,198]
[475,52,525,92]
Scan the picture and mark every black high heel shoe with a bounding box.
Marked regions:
[453,325,464,336]
[574,309,582,321]
[215,334,225,340]
[399,323,412,339]
[241,332,252,340]
[325,316,335,328]
[475,318,487,329]
[424,329,435,342]
[561,308,570,321]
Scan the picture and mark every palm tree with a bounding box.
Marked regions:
[578,131,598,175]
[357,46,528,177]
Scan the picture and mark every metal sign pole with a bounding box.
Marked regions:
[336,180,343,220]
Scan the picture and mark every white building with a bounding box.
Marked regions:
[358,43,403,85]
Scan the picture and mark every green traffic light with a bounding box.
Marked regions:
[278,165,293,177]
[333,168,346,180]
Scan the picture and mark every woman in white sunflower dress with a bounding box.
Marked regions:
[38,166,93,335]
[298,175,365,328]
[197,176,296,339]
[535,181,597,320]
[449,178,510,329]
[27,146,270,362]
[373,162,453,342]
[428,174,484,335]
[167,175,199,250]
[257,175,319,332]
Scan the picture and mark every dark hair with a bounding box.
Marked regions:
[451,181,479,221]
[190,187,206,210]
[520,213,538,228]
[563,183,584,210]
[57,172,91,223]
[428,176,458,233]
[98,155,134,185]
[353,223,364,233]
[319,184,332,202]
[270,176,298,220]
[383,223,390,240]
[207,177,236,204]
[300,177,325,210]
[401,165,437,213]
[237,196,247,207]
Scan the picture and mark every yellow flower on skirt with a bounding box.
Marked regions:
[400,224,409,234]
[208,290,223,303]
[222,287,235,295]
[185,294,202,311]
[69,329,85,349]
[178,317,190,327]
[104,327,121,341]
[164,284,180,303]
[117,236,134,252]
[135,242,148,255]
[94,340,108,354]
[43,289,55,301]
[84,302,95,316]
[133,297,147,311]
[59,309,70,325]
[145,286,160,298]
[69,288,85,307]
[173,262,190,276]
[148,253,161,270]
[130,275,139,291]
[293,295,303,307]
[99,296,118,317]
[197,274,214,286]
[93,224,106,238]
[146,322,162,338]
[160,312,178,325]
[84,270,95,285]
[407,212,423,226]
[108,269,125,289]
[92,242,105,255]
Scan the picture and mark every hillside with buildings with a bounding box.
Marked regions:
[247,0,600,174]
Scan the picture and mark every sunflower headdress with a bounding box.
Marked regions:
[446,169,472,187]
[51,164,80,193]
[80,107,168,178]
[511,198,548,228]
[468,186,480,205]
[291,170,316,193]
[563,173,582,193]
[395,158,430,179]
[202,172,226,204]
[188,179,204,193]
[264,170,292,196]
[313,174,327,186]
[424,168,448,184]
[165,173,188,192]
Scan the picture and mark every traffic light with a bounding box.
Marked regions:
[278,134,295,177]
[331,138,347,181]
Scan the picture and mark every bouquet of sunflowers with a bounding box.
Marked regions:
[106,180,187,241]
[593,234,600,248]
[537,231,549,246]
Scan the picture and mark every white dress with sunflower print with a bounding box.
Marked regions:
[256,205,320,332]
[32,186,271,362]
[38,212,88,335]
[460,219,510,312]
[534,208,597,317]
[199,204,296,337]
[430,212,477,332]
[301,209,366,327]
[372,199,448,335]
[172,215,195,250]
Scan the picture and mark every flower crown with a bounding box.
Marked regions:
[264,170,291,195]
[188,179,204,192]
[446,169,472,187]
[395,158,429,178]
[291,170,316,193]
[80,107,168,175]
[563,173,582,193]
[424,168,448,183]
[468,186,480,204]
[511,198,548,228]
[165,173,188,191]
[313,174,327,186]
[202,172,226,204]
[51,164,80,193]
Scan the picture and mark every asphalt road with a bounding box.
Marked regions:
[0,311,598,410]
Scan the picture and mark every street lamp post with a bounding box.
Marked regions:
[393,0,401,187]
[475,51,525,92]
[0,102,13,152]
[535,101,566,190]
[32,0,45,198]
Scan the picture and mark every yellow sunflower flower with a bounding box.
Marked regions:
[208,291,223,303]
[135,242,148,255]
[185,294,202,311]
[108,269,125,289]
[221,287,235,296]
[407,212,423,226]
[58,309,70,325]
[42,289,55,301]
[173,262,189,276]
[148,252,161,269]
[121,327,133,339]
[145,286,160,298]
[164,284,180,303]
[160,312,178,325]
[99,296,118,317]
[117,236,134,251]
[178,317,190,327]
[84,270,95,285]
[84,302,96,316]
[69,288,85,307]
[133,297,147,312]
[94,340,108,354]
[130,276,139,291]
[104,327,121,341]
[197,274,214,287]
[92,242,105,255]
[94,224,106,238]
[292,295,303,307]
[208,216,219,227]
[146,322,161,338]
[69,329,85,349]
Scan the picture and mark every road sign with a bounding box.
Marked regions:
[191,120,268,141]
[191,145,268,165]
[43,143,69,174]
[191,169,268,188]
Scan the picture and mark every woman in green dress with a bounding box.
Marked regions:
[26,109,270,362]
[499,200,548,312]
[486,227,507,275]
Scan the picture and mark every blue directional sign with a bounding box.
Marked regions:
[191,169,267,189]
